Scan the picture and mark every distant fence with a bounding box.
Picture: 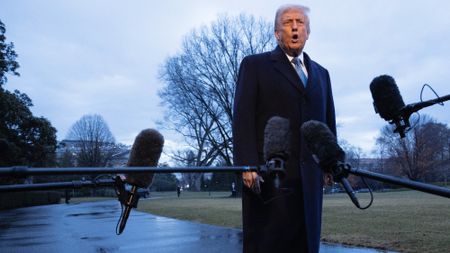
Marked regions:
[0,191,61,210]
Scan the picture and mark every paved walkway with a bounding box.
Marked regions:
[0,200,395,253]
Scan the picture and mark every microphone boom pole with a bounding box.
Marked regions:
[0,165,258,177]
[401,93,450,121]
[0,165,259,192]
[342,164,450,199]
[394,93,450,137]
[0,178,116,192]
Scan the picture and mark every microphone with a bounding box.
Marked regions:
[117,128,164,234]
[263,116,291,188]
[301,120,361,208]
[371,75,450,138]
[369,75,409,138]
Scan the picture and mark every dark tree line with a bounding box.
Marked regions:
[335,115,450,192]
[0,90,57,168]
[376,115,450,183]
[0,19,19,86]
[1,19,57,184]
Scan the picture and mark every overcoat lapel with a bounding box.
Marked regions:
[303,53,316,93]
[270,46,306,94]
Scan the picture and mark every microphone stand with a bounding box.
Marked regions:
[331,163,361,208]
[114,177,140,234]
[401,93,450,117]
[334,163,450,199]
[0,164,291,193]
[2,164,448,198]
[0,165,259,177]
[393,93,450,138]
[0,178,116,192]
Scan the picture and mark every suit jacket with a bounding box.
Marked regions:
[232,46,336,253]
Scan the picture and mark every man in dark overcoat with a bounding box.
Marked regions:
[232,4,336,253]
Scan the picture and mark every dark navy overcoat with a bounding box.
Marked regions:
[233,46,336,253]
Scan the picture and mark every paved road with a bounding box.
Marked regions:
[0,200,395,253]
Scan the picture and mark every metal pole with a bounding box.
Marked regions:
[0,166,257,177]
[347,166,450,198]
[0,179,115,192]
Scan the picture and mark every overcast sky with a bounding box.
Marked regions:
[2,0,450,162]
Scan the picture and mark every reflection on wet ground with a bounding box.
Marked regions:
[0,200,396,253]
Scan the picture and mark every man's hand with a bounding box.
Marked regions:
[323,172,334,186]
[242,172,265,194]
[242,172,258,188]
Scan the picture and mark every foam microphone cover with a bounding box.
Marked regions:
[263,116,291,161]
[301,120,345,170]
[125,129,164,188]
[370,75,405,121]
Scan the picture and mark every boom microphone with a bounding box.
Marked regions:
[370,74,450,138]
[301,120,360,208]
[370,75,406,122]
[117,129,164,234]
[124,129,164,187]
[370,75,410,137]
[370,75,450,138]
[263,116,291,188]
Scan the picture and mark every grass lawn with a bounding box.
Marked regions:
[138,191,242,228]
[135,190,450,253]
[322,191,450,253]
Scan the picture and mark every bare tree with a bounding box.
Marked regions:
[159,14,275,167]
[375,115,450,182]
[339,139,364,169]
[66,114,117,167]
[178,150,203,191]
[338,139,366,188]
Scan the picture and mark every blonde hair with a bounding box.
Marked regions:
[274,4,311,34]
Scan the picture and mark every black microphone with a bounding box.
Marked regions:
[370,75,409,137]
[117,128,164,234]
[263,116,291,188]
[301,120,361,208]
[370,75,450,138]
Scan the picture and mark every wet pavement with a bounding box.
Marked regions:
[0,200,395,253]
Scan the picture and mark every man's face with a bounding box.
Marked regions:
[275,8,309,56]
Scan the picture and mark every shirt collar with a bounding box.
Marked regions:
[286,52,305,66]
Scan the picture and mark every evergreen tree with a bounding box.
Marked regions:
[0,19,57,184]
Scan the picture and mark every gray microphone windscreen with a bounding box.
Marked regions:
[301,120,345,170]
[125,129,164,188]
[263,116,291,161]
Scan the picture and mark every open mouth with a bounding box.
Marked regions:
[292,34,299,43]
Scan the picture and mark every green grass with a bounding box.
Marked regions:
[135,190,450,253]
[138,191,242,228]
[322,191,450,253]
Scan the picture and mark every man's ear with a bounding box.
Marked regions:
[274,31,280,40]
